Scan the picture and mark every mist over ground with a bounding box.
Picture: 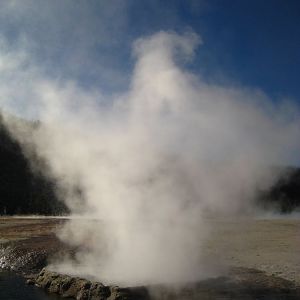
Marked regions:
[1,30,300,285]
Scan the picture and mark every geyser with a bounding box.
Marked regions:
[2,31,300,285]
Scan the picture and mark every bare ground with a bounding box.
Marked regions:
[203,217,300,286]
[0,216,299,299]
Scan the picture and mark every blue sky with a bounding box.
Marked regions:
[0,0,299,101]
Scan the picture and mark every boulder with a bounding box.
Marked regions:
[33,268,150,299]
[34,269,110,299]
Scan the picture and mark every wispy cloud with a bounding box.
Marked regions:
[0,0,131,91]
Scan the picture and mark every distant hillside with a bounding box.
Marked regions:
[0,113,299,215]
[0,114,68,215]
[259,167,300,213]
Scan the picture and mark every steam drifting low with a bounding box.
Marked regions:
[2,31,300,285]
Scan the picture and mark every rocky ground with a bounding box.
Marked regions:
[31,267,300,299]
[0,216,299,299]
[0,217,68,274]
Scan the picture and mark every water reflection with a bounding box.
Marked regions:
[0,271,61,300]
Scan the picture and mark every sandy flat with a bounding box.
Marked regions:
[0,216,299,286]
[203,217,300,285]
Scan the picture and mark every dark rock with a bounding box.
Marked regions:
[90,282,110,300]
[34,269,102,299]
[32,267,300,300]
[76,287,90,300]
[0,233,69,274]
[59,275,75,294]
[33,269,147,299]
[26,278,35,285]
[62,278,91,298]
[108,286,150,300]
[35,268,59,289]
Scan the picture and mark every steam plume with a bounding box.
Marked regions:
[2,31,300,285]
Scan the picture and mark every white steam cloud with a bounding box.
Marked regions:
[2,31,300,285]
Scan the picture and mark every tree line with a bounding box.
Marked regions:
[0,118,69,215]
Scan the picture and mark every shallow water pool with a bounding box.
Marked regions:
[0,271,61,300]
